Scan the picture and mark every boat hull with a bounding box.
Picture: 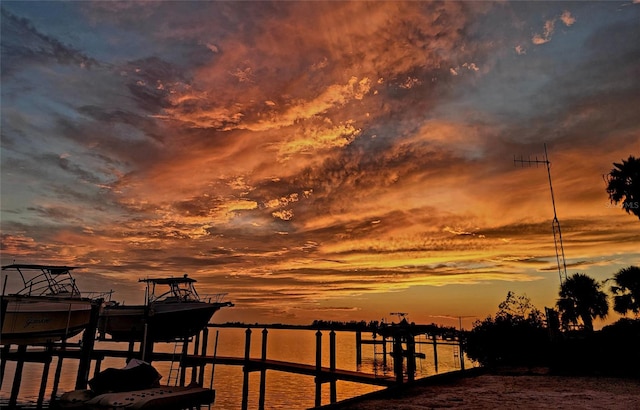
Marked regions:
[59,386,214,409]
[1,296,93,345]
[98,302,222,342]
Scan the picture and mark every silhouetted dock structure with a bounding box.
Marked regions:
[1,314,466,409]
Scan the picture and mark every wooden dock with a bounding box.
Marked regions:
[1,320,465,409]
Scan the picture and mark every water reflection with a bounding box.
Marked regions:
[1,328,473,409]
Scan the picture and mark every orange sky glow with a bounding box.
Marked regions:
[1,1,639,329]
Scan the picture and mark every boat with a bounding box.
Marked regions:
[1,264,96,346]
[97,274,233,342]
[57,359,215,409]
[58,385,215,409]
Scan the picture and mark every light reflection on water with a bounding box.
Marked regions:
[0,328,473,409]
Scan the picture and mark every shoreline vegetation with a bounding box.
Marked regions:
[313,271,640,409]
[213,320,458,335]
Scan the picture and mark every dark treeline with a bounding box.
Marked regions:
[211,320,458,337]
[464,266,640,378]
[311,319,459,337]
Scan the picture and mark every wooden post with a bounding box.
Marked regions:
[190,332,201,384]
[241,328,252,410]
[209,330,219,391]
[76,300,101,389]
[382,335,387,366]
[459,336,465,371]
[258,328,268,410]
[315,330,322,408]
[94,356,104,378]
[141,330,155,364]
[355,330,362,366]
[329,330,337,404]
[9,345,27,408]
[37,352,53,409]
[0,282,7,390]
[51,351,65,401]
[127,339,135,362]
[406,334,416,382]
[432,335,439,373]
[198,327,209,385]
[393,336,403,384]
[0,296,7,330]
[179,337,189,387]
[140,323,148,361]
[0,344,10,389]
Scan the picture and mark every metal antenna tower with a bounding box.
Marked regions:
[514,143,568,284]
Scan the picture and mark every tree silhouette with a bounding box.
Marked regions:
[557,273,609,332]
[605,155,640,219]
[465,292,548,367]
[610,266,640,317]
[496,291,544,323]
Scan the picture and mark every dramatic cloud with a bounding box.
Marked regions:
[2,1,639,326]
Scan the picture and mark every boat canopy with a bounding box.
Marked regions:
[138,275,196,285]
[2,264,78,272]
[1,264,81,297]
[139,274,206,304]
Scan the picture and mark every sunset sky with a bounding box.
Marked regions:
[1,1,638,329]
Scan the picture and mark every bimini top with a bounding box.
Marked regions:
[1,264,81,297]
[138,274,196,285]
[2,264,78,273]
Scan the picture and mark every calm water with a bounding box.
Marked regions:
[1,327,474,409]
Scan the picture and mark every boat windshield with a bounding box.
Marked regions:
[141,275,201,303]
[1,264,82,297]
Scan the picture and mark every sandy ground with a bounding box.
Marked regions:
[326,371,640,409]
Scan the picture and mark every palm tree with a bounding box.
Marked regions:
[605,155,640,220]
[610,266,640,317]
[557,273,609,332]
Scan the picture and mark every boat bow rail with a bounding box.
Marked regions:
[200,293,234,306]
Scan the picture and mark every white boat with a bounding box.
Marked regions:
[98,275,233,342]
[1,264,95,346]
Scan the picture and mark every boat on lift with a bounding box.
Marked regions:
[98,274,233,342]
[1,264,96,346]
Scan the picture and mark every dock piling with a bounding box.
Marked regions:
[198,327,209,385]
[179,336,189,387]
[0,344,9,389]
[190,332,200,385]
[382,335,387,366]
[406,334,416,382]
[241,328,252,410]
[258,328,268,410]
[75,300,101,389]
[93,355,104,378]
[392,337,403,384]
[432,335,439,373]
[36,349,52,409]
[330,330,337,404]
[355,330,362,366]
[9,345,27,408]
[315,330,322,408]
[50,349,64,402]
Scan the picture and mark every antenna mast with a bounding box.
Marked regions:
[514,143,568,284]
